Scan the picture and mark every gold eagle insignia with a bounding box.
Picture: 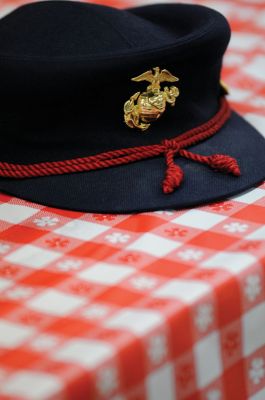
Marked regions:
[124,67,180,131]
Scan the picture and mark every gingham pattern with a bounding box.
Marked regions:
[0,1,264,399]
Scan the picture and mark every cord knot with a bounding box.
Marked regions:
[161,139,180,152]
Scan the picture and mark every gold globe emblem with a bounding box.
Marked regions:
[124,67,180,131]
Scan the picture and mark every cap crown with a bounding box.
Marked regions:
[0,1,231,163]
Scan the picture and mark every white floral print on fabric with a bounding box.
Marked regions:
[0,243,11,254]
[194,303,214,332]
[5,286,33,299]
[147,334,167,365]
[82,304,110,320]
[223,222,249,233]
[105,232,131,244]
[56,259,83,271]
[244,274,262,302]
[129,276,158,290]
[31,335,59,351]
[249,357,265,385]
[34,216,59,227]
[155,210,174,215]
[96,367,118,395]
[177,249,204,261]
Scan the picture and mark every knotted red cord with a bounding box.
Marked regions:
[0,97,240,194]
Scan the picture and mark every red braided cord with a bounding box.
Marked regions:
[163,149,184,193]
[0,98,234,181]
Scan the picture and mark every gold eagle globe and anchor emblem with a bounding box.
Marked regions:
[124,67,180,131]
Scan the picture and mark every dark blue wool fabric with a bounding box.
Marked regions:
[0,1,264,212]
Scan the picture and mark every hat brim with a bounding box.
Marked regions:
[0,110,264,213]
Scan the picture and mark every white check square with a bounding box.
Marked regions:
[53,339,114,368]
[1,372,62,399]
[5,245,61,268]
[146,363,176,400]
[234,188,265,204]
[246,226,265,240]
[0,203,38,224]
[172,210,226,230]
[104,308,163,336]
[127,233,181,257]
[246,114,265,137]
[228,87,252,102]
[0,6,17,20]
[201,251,256,274]
[54,220,109,240]
[27,289,86,316]
[78,262,134,285]
[0,278,13,291]
[242,302,265,356]
[153,279,211,303]
[194,331,222,388]
[230,32,261,51]
[0,320,35,348]
[243,55,265,83]
[249,388,265,400]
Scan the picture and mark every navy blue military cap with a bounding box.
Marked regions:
[0,1,264,213]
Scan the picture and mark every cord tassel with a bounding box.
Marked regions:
[162,149,184,194]
[179,149,241,177]
[207,154,241,176]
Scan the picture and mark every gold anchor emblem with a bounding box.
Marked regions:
[124,67,179,131]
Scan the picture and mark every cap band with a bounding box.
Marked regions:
[0,97,240,194]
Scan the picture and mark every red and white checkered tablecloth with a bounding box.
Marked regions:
[0,1,264,399]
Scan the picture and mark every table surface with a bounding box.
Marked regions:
[0,1,264,399]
